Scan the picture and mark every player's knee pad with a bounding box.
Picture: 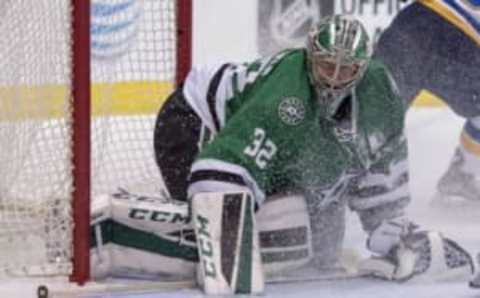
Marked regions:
[90,189,197,280]
[257,194,313,276]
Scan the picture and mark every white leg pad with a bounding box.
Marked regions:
[256,194,313,276]
[192,191,264,295]
[90,189,196,280]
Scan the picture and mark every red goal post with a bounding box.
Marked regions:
[71,0,91,285]
[72,0,193,285]
[0,0,192,285]
[71,0,192,285]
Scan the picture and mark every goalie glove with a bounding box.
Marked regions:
[360,219,474,282]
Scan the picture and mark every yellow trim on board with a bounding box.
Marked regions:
[1,81,446,122]
[0,80,173,120]
[91,80,173,115]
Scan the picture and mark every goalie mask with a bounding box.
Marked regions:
[307,15,372,116]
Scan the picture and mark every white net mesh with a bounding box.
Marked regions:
[90,0,175,195]
[0,0,178,277]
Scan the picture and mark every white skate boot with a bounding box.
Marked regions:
[469,254,480,289]
[432,150,480,207]
[471,272,480,288]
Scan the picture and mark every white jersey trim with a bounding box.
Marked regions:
[183,63,236,133]
[349,183,409,211]
[188,181,250,198]
[188,159,266,204]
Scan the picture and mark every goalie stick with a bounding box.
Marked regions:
[43,249,366,297]
[267,268,365,285]
[42,270,367,298]
[268,248,368,284]
[38,279,196,298]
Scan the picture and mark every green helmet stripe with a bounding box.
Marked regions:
[317,28,331,51]
[351,23,368,59]
[313,16,369,60]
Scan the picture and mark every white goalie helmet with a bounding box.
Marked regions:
[306,15,372,114]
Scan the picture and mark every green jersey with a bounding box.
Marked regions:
[184,49,409,229]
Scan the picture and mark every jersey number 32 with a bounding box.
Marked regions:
[244,128,277,169]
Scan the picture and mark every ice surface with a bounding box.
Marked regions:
[1,108,478,298]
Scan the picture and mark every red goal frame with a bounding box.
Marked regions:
[70,0,192,284]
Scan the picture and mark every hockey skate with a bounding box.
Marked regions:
[431,150,480,208]
[471,274,480,288]
[469,254,480,289]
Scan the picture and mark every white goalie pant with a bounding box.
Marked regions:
[90,191,345,280]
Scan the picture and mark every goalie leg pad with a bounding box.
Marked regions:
[256,194,313,277]
[90,190,197,280]
[90,243,197,280]
[192,191,264,295]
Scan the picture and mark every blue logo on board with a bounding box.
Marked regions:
[91,0,141,60]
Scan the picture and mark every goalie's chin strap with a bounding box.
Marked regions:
[191,190,265,295]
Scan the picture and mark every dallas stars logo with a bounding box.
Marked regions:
[278,97,305,126]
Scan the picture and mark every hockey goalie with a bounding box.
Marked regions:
[89,15,474,295]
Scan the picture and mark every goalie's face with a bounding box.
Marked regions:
[307,15,371,97]
[310,53,362,90]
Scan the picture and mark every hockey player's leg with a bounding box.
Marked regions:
[153,86,202,201]
[90,189,197,280]
[373,2,432,105]
[433,118,480,206]
[191,190,264,295]
[407,3,480,206]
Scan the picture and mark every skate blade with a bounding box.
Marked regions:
[429,192,480,220]
[430,191,480,208]
[469,280,480,289]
